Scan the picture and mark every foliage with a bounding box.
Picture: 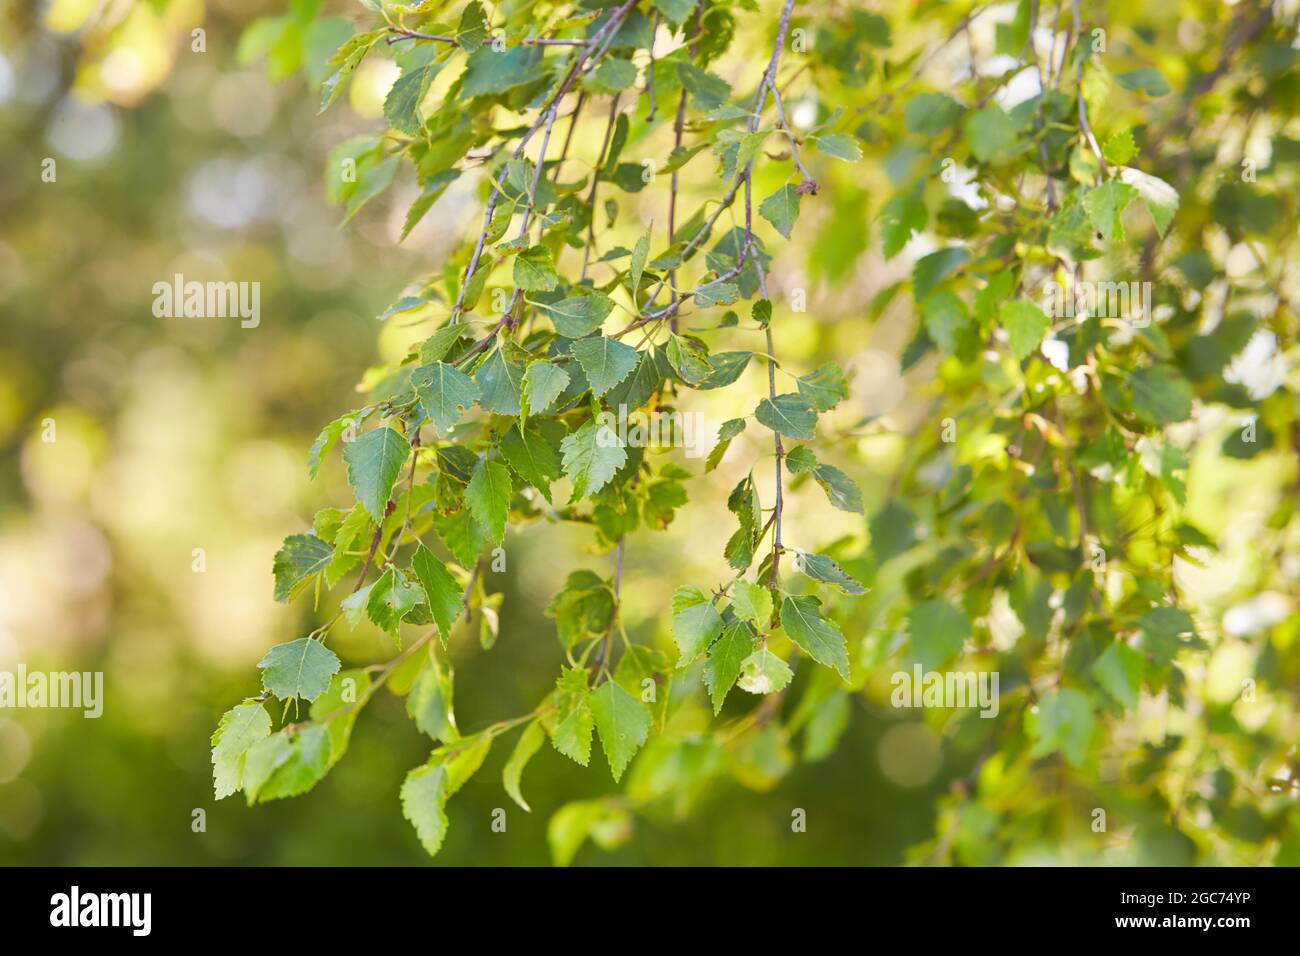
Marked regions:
[203,0,1300,866]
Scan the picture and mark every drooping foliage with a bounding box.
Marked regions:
[212,0,1300,865]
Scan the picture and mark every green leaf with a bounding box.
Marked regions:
[308,408,370,478]
[965,105,1021,163]
[475,344,527,416]
[814,133,862,162]
[706,620,753,713]
[759,184,802,238]
[503,719,546,812]
[671,585,724,666]
[809,462,864,514]
[780,595,850,680]
[212,702,272,800]
[547,797,632,866]
[420,323,470,364]
[755,393,817,440]
[923,290,972,353]
[514,244,560,292]
[1083,181,1139,242]
[912,246,969,301]
[1101,129,1138,166]
[1115,67,1170,97]
[410,544,464,646]
[257,638,342,703]
[408,657,457,742]
[694,281,739,308]
[399,737,490,857]
[737,647,793,694]
[433,507,487,570]
[521,361,570,418]
[793,551,866,595]
[320,36,372,113]
[588,680,651,782]
[786,445,819,476]
[325,505,372,587]
[499,421,561,501]
[667,334,712,385]
[904,92,966,135]
[548,707,595,764]
[244,726,332,803]
[1119,167,1179,238]
[466,457,512,544]
[399,760,450,856]
[460,43,543,98]
[310,669,371,767]
[272,534,334,603]
[730,128,770,175]
[724,472,763,571]
[1138,606,1197,667]
[412,361,480,437]
[535,291,615,338]
[677,61,730,110]
[1000,299,1051,361]
[628,227,651,303]
[698,350,752,389]
[1027,688,1095,769]
[906,598,970,670]
[455,1,488,52]
[560,417,627,499]
[796,362,848,411]
[880,192,927,260]
[344,426,410,521]
[570,336,640,397]
[1093,641,1145,710]
[707,417,746,472]
[550,667,594,766]
[366,566,424,635]
[975,270,1015,323]
[731,581,773,626]
[586,56,638,95]
[342,154,399,224]
[1130,365,1193,425]
[384,63,437,136]
[652,0,697,25]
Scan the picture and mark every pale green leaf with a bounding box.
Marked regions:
[780,595,850,680]
[344,426,410,521]
[257,638,342,702]
[588,680,651,782]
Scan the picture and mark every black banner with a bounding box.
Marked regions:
[0,866,1281,941]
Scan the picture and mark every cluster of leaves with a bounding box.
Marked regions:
[215,0,876,860]
[842,1,1299,863]
[216,0,1300,865]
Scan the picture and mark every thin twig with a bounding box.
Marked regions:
[449,0,639,323]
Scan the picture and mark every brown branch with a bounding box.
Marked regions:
[449,0,640,323]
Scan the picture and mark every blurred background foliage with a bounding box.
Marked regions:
[0,0,1297,865]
